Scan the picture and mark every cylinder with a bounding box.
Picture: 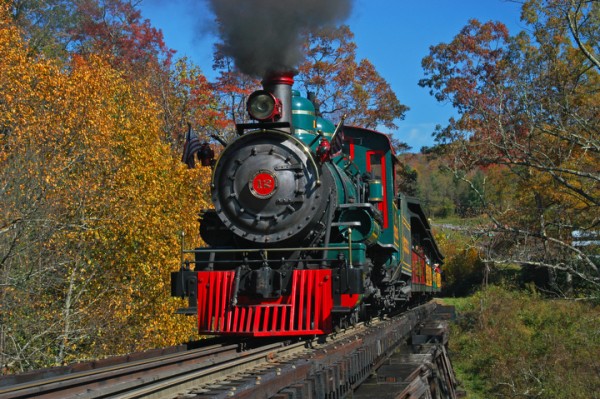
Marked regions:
[368,179,383,202]
[338,208,381,246]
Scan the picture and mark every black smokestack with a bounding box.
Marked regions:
[206,0,352,77]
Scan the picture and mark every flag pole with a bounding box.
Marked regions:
[182,122,201,168]
[328,114,347,159]
[330,113,347,143]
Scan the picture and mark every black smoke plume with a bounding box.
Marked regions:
[206,0,352,77]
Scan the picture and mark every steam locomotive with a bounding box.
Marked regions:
[171,72,443,337]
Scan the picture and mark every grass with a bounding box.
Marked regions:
[438,287,600,399]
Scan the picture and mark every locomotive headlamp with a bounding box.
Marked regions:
[247,90,282,121]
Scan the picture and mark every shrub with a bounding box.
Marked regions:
[448,286,600,398]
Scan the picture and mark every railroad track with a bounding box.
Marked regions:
[0,340,309,399]
[0,302,456,399]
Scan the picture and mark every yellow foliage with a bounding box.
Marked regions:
[0,3,212,369]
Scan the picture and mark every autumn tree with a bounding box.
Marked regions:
[157,56,230,150]
[0,1,210,372]
[297,25,408,130]
[7,0,213,146]
[212,45,260,124]
[419,0,600,294]
[8,0,173,71]
[73,0,174,76]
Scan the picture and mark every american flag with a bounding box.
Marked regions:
[182,123,201,168]
[329,125,345,158]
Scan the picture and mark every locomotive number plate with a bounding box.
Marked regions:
[250,170,278,199]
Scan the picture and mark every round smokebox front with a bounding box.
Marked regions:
[212,130,331,245]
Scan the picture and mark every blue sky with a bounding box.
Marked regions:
[139,0,524,151]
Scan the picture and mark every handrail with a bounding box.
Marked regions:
[183,246,350,254]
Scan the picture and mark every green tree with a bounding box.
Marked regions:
[397,163,419,197]
[8,0,77,59]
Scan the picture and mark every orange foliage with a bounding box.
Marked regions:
[1,2,211,370]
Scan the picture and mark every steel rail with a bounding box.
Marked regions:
[0,341,309,399]
[111,341,309,399]
[0,343,236,399]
